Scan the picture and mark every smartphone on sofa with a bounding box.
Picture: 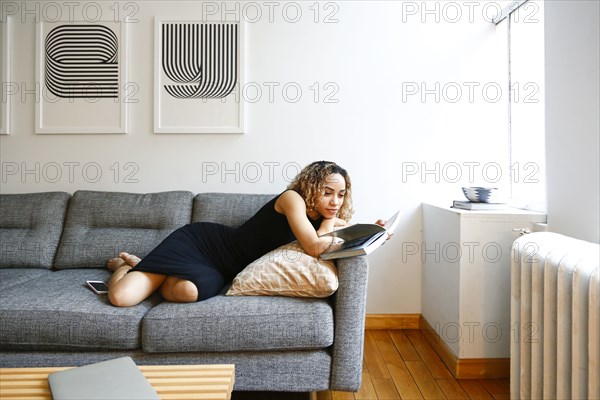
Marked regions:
[86,280,109,294]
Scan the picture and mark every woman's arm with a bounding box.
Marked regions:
[316,217,347,235]
[275,191,343,258]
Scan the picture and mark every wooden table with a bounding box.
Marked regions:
[0,363,235,400]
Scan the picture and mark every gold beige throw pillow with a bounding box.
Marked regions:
[226,241,338,298]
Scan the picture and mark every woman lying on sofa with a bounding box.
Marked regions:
[106,160,357,307]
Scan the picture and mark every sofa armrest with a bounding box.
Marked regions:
[329,255,369,391]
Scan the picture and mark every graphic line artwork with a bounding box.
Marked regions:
[162,23,238,99]
[45,24,119,98]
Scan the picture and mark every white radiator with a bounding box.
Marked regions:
[511,232,599,400]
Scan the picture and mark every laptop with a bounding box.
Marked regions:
[48,357,160,400]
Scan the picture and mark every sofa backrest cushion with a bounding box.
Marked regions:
[192,193,276,227]
[54,190,193,269]
[0,192,71,269]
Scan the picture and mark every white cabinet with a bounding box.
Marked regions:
[422,203,546,359]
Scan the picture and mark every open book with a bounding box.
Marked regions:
[319,210,401,260]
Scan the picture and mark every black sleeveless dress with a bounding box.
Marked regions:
[130,192,321,301]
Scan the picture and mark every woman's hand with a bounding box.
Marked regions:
[375,219,393,240]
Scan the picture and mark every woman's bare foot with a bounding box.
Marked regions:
[119,252,141,267]
[107,252,141,272]
[107,257,126,272]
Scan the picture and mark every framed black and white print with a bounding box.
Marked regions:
[35,21,127,134]
[1,17,10,135]
[154,20,245,134]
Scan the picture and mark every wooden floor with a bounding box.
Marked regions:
[313,329,510,400]
[232,329,509,400]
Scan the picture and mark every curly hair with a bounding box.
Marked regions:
[287,161,354,221]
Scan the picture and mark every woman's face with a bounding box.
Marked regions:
[313,173,346,219]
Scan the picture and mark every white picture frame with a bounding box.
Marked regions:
[154,19,245,134]
[1,17,11,135]
[35,21,128,134]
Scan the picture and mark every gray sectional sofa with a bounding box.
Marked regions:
[0,190,369,392]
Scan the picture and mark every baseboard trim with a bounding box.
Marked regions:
[365,314,420,330]
[419,316,510,379]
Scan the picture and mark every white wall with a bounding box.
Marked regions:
[1,1,509,313]
[545,0,600,244]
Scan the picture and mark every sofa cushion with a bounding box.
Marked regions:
[0,269,52,292]
[142,294,334,353]
[226,241,339,298]
[192,193,276,227]
[0,192,70,269]
[0,269,158,351]
[54,190,193,269]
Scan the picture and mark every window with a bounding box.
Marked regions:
[496,0,546,212]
